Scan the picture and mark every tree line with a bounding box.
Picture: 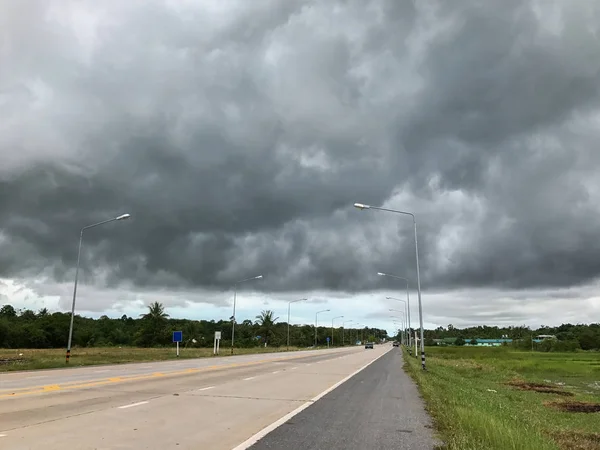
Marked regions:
[419,323,600,351]
[0,303,386,349]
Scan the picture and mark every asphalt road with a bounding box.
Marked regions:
[0,345,390,449]
[248,349,438,450]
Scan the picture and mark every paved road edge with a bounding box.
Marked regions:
[231,346,393,450]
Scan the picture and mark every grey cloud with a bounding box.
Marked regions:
[1,0,600,304]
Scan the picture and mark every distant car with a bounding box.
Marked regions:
[392,341,400,347]
[365,342,374,349]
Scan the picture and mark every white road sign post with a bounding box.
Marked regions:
[214,331,222,355]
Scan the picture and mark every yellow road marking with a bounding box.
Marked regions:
[42,385,61,392]
[0,352,338,399]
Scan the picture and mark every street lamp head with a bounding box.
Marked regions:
[377,272,386,276]
[116,214,131,220]
[255,275,263,279]
[353,203,370,210]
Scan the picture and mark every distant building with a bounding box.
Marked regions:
[466,338,544,346]
[432,337,544,347]
[467,338,512,346]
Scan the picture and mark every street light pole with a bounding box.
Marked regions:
[342,320,353,346]
[390,311,407,346]
[66,214,131,364]
[354,202,426,370]
[354,324,362,344]
[387,297,409,346]
[287,298,307,351]
[231,274,263,354]
[379,273,412,348]
[331,316,343,346]
[395,324,405,345]
[315,309,330,347]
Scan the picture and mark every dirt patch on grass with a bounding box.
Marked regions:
[546,401,600,413]
[0,358,28,366]
[551,430,600,450]
[508,380,574,396]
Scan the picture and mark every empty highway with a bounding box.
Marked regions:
[0,345,402,449]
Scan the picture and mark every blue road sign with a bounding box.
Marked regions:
[173,331,183,343]
[326,337,330,342]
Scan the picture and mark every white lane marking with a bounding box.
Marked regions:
[94,370,110,373]
[306,364,312,366]
[26,375,48,379]
[232,348,392,450]
[291,367,298,370]
[243,377,256,381]
[198,386,215,391]
[272,371,280,374]
[0,434,6,437]
[118,401,149,409]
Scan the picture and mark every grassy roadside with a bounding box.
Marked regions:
[403,346,600,450]
[0,345,330,372]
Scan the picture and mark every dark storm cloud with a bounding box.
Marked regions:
[1,0,600,297]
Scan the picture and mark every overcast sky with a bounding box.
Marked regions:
[1,0,600,333]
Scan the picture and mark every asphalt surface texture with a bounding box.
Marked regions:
[249,348,439,450]
[0,345,390,449]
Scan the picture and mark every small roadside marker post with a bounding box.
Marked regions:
[414,330,418,358]
[326,336,330,349]
[173,331,183,357]
[214,331,222,355]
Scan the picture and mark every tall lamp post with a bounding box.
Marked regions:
[354,202,426,370]
[66,213,131,363]
[393,321,404,345]
[287,298,307,351]
[231,274,263,354]
[378,272,412,348]
[354,323,363,344]
[390,310,407,345]
[315,309,330,347]
[331,315,344,346]
[387,297,409,346]
[342,319,353,346]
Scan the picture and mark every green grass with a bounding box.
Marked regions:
[0,345,324,372]
[404,346,600,450]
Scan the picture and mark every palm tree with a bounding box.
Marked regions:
[255,310,279,347]
[137,302,169,347]
[141,302,169,322]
